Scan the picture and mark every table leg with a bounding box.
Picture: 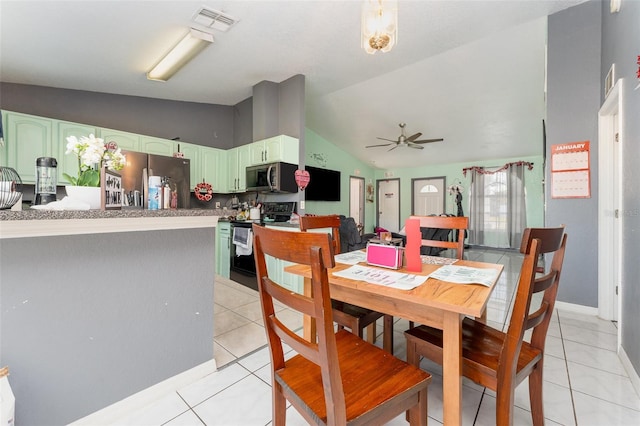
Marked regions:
[302,277,316,342]
[442,311,463,426]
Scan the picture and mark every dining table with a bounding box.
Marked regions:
[284,256,504,426]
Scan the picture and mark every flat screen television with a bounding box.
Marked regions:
[304,166,341,201]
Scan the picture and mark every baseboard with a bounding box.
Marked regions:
[619,346,640,399]
[70,359,217,425]
[554,301,599,316]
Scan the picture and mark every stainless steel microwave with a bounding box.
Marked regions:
[245,162,299,193]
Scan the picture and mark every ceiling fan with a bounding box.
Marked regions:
[366,123,443,151]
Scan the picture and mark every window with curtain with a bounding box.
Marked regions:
[466,162,529,249]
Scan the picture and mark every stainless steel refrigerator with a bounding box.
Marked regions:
[120,151,191,209]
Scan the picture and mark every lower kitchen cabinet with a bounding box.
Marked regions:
[216,221,231,278]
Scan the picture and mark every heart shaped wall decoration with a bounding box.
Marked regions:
[295,169,310,191]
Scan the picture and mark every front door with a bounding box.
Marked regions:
[377,178,400,232]
[412,177,446,215]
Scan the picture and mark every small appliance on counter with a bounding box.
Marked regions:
[34,157,57,205]
[262,201,296,223]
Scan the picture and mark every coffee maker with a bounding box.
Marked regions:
[34,157,57,205]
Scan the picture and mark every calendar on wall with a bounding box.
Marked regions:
[551,141,591,198]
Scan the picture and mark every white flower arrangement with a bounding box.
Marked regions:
[64,134,126,187]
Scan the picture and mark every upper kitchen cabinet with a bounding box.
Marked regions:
[99,128,140,152]
[226,145,250,192]
[3,112,53,183]
[140,136,175,157]
[201,147,227,193]
[249,135,299,165]
[57,121,98,185]
[176,142,200,188]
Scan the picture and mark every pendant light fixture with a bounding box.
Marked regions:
[147,28,214,82]
[361,0,398,54]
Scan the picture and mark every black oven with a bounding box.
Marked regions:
[230,220,259,291]
[229,202,297,291]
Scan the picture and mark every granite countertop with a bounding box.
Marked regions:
[0,208,235,221]
[0,208,241,239]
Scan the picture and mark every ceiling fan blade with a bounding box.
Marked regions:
[366,143,393,148]
[388,145,398,152]
[406,132,422,142]
[412,138,444,144]
[376,137,397,143]
[408,143,424,150]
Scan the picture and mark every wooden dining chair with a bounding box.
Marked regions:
[253,224,431,426]
[408,215,468,260]
[404,226,567,426]
[299,215,394,352]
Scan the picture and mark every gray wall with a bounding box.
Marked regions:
[252,74,305,142]
[546,1,601,307]
[0,228,215,425]
[600,0,640,376]
[252,80,280,141]
[0,82,236,149]
[233,96,253,146]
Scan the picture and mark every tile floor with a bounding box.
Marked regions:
[114,248,640,425]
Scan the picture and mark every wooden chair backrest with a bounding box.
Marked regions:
[503,226,567,379]
[409,215,468,259]
[252,224,347,423]
[299,214,342,253]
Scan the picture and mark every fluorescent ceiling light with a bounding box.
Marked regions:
[147,28,214,82]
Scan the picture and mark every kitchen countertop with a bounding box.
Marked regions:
[0,208,231,239]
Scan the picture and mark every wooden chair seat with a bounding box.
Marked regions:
[277,329,430,425]
[405,317,543,390]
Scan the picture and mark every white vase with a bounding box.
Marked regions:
[65,185,101,209]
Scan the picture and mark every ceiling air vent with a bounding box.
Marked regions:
[193,7,238,32]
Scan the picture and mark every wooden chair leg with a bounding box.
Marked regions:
[495,385,516,426]
[406,335,419,366]
[408,387,428,426]
[273,382,286,426]
[383,315,394,353]
[365,322,376,344]
[529,362,545,426]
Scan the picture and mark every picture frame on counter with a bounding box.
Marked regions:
[101,167,122,210]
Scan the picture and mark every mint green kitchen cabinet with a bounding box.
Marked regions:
[99,128,140,152]
[249,135,299,165]
[140,136,174,156]
[226,145,250,192]
[216,221,231,278]
[201,147,227,193]
[177,142,201,189]
[57,121,97,184]
[3,112,53,183]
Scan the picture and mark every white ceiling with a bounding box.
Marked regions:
[0,0,586,169]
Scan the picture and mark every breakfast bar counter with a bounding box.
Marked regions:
[0,209,222,425]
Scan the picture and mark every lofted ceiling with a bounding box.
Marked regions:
[0,0,586,169]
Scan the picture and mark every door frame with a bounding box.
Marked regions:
[598,78,623,328]
[376,178,401,231]
[349,176,365,229]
